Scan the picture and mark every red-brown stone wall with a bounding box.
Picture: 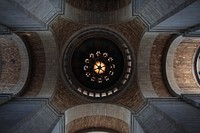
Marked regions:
[67,116,129,133]
[150,34,172,97]
[50,17,87,111]
[0,38,21,91]
[18,33,46,97]
[50,16,85,50]
[174,38,200,93]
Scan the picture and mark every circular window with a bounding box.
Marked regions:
[62,28,134,99]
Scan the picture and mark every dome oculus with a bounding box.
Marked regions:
[62,28,134,99]
[71,37,124,92]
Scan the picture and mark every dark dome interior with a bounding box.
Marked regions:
[71,37,124,91]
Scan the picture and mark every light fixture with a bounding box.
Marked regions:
[94,61,106,74]
[83,51,115,83]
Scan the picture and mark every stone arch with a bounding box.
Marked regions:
[0,33,29,96]
[63,0,132,24]
[65,103,131,133]
[16,31,59,98]
[138,32,176,98]
[164,35,200,96]
[137,32,159,98]
[35,31,59,98]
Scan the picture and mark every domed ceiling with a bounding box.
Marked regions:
[9,16,148,113]
[11,14,180,114]
[1,0,200,132]
[62,27,134,100]
[50,17,147,111]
